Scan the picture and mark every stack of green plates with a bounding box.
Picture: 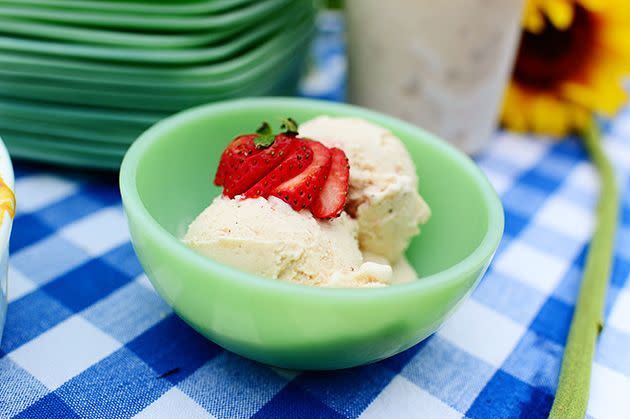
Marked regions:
[0,0,316,169]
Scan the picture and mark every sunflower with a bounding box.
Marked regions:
[501,0,630,137]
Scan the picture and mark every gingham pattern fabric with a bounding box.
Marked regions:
[2,12,630,419]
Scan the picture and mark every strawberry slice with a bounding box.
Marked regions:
[214,134,257,187]
[311,148,350,219]
[271,140,332,211]
[243,140,312,198]
[222,134,295,198]
[213,120,350,219]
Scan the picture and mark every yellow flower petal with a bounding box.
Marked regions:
[530,95,573,137]
[597,27,630,64]
[523,5,545,33]
[578,0,606,12]
[500,85,529,132]
[543,0,574,30]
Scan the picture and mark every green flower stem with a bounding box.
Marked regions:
[549,120,619,419]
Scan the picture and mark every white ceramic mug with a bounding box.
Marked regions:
[346,0,524,154]
[0,137,14,343]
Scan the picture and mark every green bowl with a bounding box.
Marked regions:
[0,17,308,83]
[0,12,313,97]
[119,98,504,370]
[0,128,127,156]
[1,0,254,16]
[0,0,288,31]
[0,98,160,136]
[0,17,247,49]
[7,140,122,169]
[0,113,146,144]
[0,14,284,65]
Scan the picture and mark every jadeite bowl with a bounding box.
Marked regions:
[119,98,504,370]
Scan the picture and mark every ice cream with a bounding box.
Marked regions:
[183,196,394,287]
[299,116,431,263]
[183,116,430,288]
[365,252,418,285]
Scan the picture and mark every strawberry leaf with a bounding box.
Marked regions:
[254,121,276,148]
[256,121,273,136]
[254,133,275,148]
[280,117,299,136]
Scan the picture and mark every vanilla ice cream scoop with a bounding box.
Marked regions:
[299,116,431,262]
[183,196,395,288]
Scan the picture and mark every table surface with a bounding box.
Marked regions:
[1,12,630,419]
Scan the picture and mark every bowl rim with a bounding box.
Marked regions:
[120,97,504,299]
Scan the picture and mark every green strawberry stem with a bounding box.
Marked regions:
[280,117,298,135]
[256,121,273,135]
[254,121,275,148]
[549,119,619,419]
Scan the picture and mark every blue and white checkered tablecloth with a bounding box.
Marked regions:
[2,12,630,419]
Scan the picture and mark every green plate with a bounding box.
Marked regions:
[0,114,146,144]
[0,30,312,111]
[7,143,121,170]
[1,0,257,16]
[0,4,315,83]
[119,97,504,369]
[0,42,306,160]
[0,20,313,96]
[0,128,127,157]
[0,17,248,49]
[4,136,122,169]
[0,64,298,111]
[0,13,289,64]
[0,0,289,32]
[0,0,309,59]
[0,98,162,129]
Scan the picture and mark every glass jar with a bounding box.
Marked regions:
[346,0,524,154]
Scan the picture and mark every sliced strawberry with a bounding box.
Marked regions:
[243,139,312,198]
[214,120,349,219]
[311,147,349,219]
[271,140,332,211]
[223,134,295,198]
[214,134,257,187]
